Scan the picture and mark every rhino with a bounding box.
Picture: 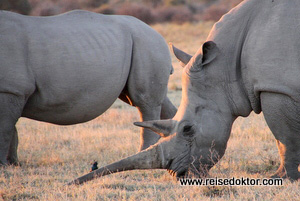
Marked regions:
[0,10,177,166]
[68,0,300,184]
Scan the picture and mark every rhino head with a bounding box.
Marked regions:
[135,41,238,177]
[68,41,247,185]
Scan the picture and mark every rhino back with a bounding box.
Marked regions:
[0,11,138,124]
[242,1,300,100]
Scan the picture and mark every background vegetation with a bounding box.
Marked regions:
[1,0,299,200]
[1,0,243,23]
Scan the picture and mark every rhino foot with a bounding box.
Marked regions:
[0,158,20,167]
[7,128,20,166]
[270,169,287,179]
[7,158,20,166]
[271,164,300,181]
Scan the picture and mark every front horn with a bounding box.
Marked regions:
[67,144,165,185]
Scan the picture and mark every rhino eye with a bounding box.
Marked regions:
[183,125,192,133]
[182,125,195,137]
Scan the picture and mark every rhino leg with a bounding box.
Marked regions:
[0,94,24,165]
[160,97,177,120]
[271,140,300,180]
[119,91,176,150]
[7,128,19,165]
[137,106,162,151]
[261,92,300,181]
[119,89,163,150]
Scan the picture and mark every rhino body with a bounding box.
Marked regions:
[0,10,176,165]
[142,0,300,180]
[69,0,300,184]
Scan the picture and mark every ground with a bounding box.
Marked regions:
[0,21,299,201]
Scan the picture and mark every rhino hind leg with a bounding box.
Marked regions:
[119,88,164,150]
[160,97,177,120]
[7,128,19,165]
[120,89,176,150]
[119,90,176,150]
[261,92,300,181]
[0,93,25,165]
[137,106,162,151]
[118,88,162,150]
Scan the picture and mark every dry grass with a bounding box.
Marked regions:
[1,22,299,200]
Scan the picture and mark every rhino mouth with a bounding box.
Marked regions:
[165,148,192,178]
[167,168,188,178]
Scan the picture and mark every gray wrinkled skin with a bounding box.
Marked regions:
[0,10,176,165]
[137,0,300,180]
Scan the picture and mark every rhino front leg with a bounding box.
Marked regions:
[271,140,287,178]
[261,92,300,181]
[271,140,300,180]
[0,93,24,165]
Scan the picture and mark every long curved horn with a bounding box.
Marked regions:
[67,144,165,185]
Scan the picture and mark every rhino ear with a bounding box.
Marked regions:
[201,41,219,66]
[169,43,192,67]
[134,119,177,138]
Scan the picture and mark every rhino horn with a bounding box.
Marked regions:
[169,42,192,67]
[134,119,177,138]
[67,144,165,185]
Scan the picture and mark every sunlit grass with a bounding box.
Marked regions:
[0,21,299,200]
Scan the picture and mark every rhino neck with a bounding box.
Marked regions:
[204,0,262,117]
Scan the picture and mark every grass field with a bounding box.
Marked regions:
[1,22,300,200]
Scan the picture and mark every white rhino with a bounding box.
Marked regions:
[69,0,300,184]
[0,10,177,165]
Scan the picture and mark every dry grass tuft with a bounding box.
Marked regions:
[202,186,238,198]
